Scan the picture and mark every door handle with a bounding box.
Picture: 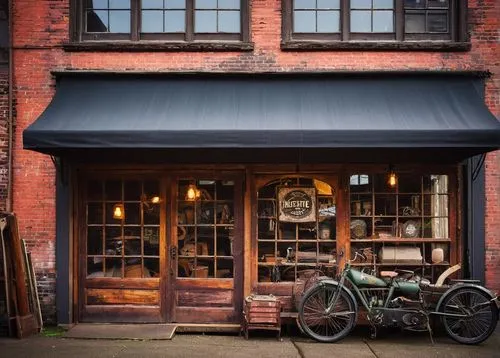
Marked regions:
[170,246,177,276]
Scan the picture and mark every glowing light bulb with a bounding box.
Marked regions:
[186,186,196,200]
[388,173,397,187]
[113,204,124,219]
[151,196,160,204]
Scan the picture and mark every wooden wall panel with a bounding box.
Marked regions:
[175,307,237,323]
[176,290,233,307]
[86,288,160,305]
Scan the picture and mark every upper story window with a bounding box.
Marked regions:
[73,0,248,43]
[282,0,467,49]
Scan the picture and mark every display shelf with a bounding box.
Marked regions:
[257,177,337,282]
[352,238,451,243]
[349,173,453,283]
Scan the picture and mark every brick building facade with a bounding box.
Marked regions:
[9,0,500,325]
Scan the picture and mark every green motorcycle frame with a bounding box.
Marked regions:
[297,262,498,344]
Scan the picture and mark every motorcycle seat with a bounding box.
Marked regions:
[380,271,398,278]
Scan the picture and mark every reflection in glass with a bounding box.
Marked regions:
[373,10,393,32]
[351,10,371,32]
[428,13,447,32]
[218,0,240,9]
[87,10,109,32]
[218,11,240,33]
[317,11,340,32]
[87,227,103,255]
[165,10,186,32]
[351,0,371,8]
[294,0,316,9]
[141,11,163,32]
[106,257,122,277]
[142,0,164,8]
[195,10,217,33]
[294,11,316,33]
[109,10,131,32]
[87,257,103,277]
[195,0,217,9]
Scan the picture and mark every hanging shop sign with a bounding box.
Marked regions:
[278,187,316,223]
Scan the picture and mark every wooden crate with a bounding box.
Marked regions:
[242,294,281,340]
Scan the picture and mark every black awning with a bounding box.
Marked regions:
[23,74,500,159]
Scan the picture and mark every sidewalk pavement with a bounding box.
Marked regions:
[0,326,498,358]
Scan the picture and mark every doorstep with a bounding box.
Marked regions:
[63,323,177,340]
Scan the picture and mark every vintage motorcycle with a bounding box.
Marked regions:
[297,257,499,344]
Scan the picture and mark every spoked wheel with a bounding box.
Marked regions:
[298,283,356,343]
[441,288,498,345]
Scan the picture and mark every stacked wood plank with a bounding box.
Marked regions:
[0,213,41,338]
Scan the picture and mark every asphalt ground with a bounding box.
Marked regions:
[0,325,499,358]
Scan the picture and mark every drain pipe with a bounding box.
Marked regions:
[6,0,13,213]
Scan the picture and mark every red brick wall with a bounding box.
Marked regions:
[11,0,500,323]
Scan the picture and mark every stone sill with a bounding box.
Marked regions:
[281,41,471,52]
[63,41,254,52]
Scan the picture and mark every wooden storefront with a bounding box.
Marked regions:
[72,163,460,325]
[21,74,500,326]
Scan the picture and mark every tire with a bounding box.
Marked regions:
[298,282,356,343]
[441,287,498,345]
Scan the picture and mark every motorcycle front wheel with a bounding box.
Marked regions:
[298,283,356,343]
[441,287,498,345]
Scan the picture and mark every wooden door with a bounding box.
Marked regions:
[78,176,165,323]
[170,174,243,323]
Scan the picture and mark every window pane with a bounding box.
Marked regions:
[350,10,371,32]
[88,227,103,255]
[218,0,240,10]
[428,13,447,32]
[373,0,393,9]
[405,13,425,33]
[373,10,393,32]
[142,0,163,8]
[293,10,316,32]
[218,10,240,33]
[195,10,217,32]
[317,11,340,32]
[294,0,316,9]
[165,10,185,32]
[195,0,217,9]
[87,10,109,32]
[404,0,425,8]
[109,10,131,32]
[109,0,130,9]
[166,0,186,9]
[428,0,449,8]
[87,0,108,8]
[317,0,339,9]
[142,10,164,32]
[351,0,371,9]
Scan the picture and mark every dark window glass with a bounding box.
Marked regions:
[85,178,161,279]
[285,0,459,43]
[404,0,449,34]
[86,0,131,33]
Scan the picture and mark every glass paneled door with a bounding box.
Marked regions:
[81,177,163,322]
[171,175,243,323]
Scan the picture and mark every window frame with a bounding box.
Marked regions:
[70,0,250,45]
[282,0,469,51]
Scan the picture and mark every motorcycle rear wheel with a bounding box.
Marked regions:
[441,287,498,345]
[298,283,356,343]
